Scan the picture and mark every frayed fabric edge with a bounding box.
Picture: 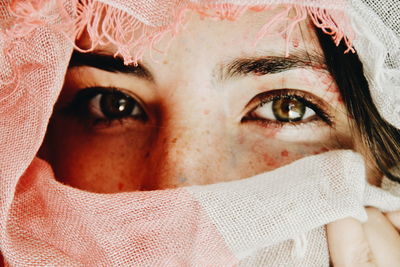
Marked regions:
[1,0,355,83]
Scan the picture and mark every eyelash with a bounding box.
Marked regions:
[242,89,333,127]
[60,87,332,128]
[59,87,148,127]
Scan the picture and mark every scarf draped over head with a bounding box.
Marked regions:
[0,0,400,265]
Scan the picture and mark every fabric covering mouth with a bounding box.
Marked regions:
[1,0,400,265]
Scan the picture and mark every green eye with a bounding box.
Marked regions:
[250,95,317,123]
[272,97,307,122]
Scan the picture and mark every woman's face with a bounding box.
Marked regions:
[40,7,358,193]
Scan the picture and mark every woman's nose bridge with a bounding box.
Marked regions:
[146,114,226,188]
[159,120,215,167]
[143,79,231,187]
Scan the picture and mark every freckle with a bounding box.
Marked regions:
[163,60,168,64]
[118,182,124,190]
[263,154,278,167]
[171,138,178,144]
[203,109,210,115]
[281,150,289,157]
[320,147,330,153]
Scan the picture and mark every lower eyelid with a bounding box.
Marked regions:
[243,115,321,127]
[84,117,148,133]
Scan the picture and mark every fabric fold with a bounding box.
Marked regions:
[3,150,400,266]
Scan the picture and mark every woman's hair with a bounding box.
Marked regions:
[316,28,400,183]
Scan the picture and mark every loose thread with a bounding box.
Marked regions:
[4,0,356,66]
[292,233,308,259]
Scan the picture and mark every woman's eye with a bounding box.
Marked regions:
[89,90,144,120]
[252,96,316,122]
[243,90,332,126]
[63,87,147,124]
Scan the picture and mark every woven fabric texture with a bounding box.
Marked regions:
[0,0,399,266]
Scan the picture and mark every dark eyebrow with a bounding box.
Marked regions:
[220,51,326,80]
[68,51,154,81]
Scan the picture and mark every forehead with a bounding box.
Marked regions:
[76,8,326,91]
[77,6,323,65]
[169,7,321,55]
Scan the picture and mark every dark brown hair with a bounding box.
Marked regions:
[316,28,400,182]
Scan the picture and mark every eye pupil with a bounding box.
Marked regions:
[100,91,135,118]
[272,97,305,122]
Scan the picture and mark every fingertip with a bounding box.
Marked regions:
[327,217,375,267]
[364,208,400,266]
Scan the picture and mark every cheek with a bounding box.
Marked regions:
[243,132,336,171]
[43,118,154,192]
[258,145,332,169]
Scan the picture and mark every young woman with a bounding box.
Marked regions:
[1,0,400,265]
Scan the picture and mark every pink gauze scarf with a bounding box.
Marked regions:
[1,0,400,266]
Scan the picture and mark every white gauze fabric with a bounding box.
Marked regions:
[0,0,400,266]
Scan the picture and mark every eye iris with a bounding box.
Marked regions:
[100,92,135,118]
[272,97,305,122]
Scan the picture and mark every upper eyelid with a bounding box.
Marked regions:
[84,86,144,104]
[244,89,324,109]
[243,89,334,125]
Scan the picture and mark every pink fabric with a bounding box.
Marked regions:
[6,158,236,265]
[0,0,358,265]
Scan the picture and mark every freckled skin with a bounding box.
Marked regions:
[281,150,289,157]
[39,8,367,193]
[263,154,278,167]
